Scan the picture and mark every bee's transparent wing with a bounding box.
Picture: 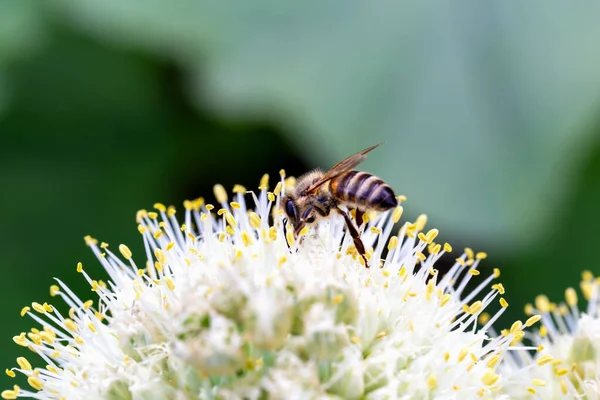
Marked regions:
[306,143,382,193]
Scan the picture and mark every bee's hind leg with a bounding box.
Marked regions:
[337,208,369,268]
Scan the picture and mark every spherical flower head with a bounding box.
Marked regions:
[501,272,600,399]
[3,172,539,399]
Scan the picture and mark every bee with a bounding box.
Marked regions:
[282,143,398,268]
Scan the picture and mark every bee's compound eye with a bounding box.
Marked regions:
[285,199,298,221]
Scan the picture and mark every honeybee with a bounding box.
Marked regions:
[282,143,398,268]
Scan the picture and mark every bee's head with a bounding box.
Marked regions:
[282,196,316,236]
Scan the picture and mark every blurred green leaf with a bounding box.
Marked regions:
[0,0,45,114]
[44,1,600,252]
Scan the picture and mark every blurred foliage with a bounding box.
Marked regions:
[1,0,600,392]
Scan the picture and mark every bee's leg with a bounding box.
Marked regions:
[282,218,292,249]
[354,209,365,229]
[338,208,369,268]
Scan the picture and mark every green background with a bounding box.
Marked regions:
[2,1,600,392]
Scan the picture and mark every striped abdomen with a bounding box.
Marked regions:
[330,170,398,211]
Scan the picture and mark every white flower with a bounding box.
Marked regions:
[500,272,600,399]
[3,172,540,399]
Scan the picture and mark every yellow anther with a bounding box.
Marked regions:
[427,375,437,389]
[259,174,269,190]
[469,301,482,314]
[417,232,427,242]
[361,213,370,224]
[100,242,109,249]
[232,184,247,194]
[468,269,480,276]
[492,283,505,294]
[213,184,228,203]
[76,262,83,273]
[444,352,450,362]
[75,335,84,344]
[20,307,30,317]
[525,315,541,327]
[1,390,17,399]
[537,345,545,352]
[398,266,406,276]
[154,261,163,272]
[331,295,344,304]
[524,303,534,315]
[27,376,43,391]
[376,331,387,339]
[299,226,310,236]
[230,202,241,209]
[137,224,146,234]
[371,226,382,234]
[241,231,253,247]
[83,235,98,246]
[464,248,474,260]
[415,214,427,231]
[152,203,166,212]
[136,269,144,276]
[581,280,593,300]
[434,292,450,307]
[167,205,176,217]
[146,211,158,220]
[205,204,214,212]
[87,322,97,333]
[536,355,554,366]
[539,326,548,337]
[226,225,235,235]
[153,249,166,265]
[565,287,577,306]
[425,229,439,242]
[43,303,53,312]
[510,320,523,334]
[481,369,499,386]
[582,270,594,281]
[164,277,175,291]
[217,208,226,215]
[16,357,32,370]
[527,388,536,395]
[493,268,500,278]
[458,348,468,362]
[486,355,500,368]
[532,379,546,387]
[479,312,490,324]
[500,298,509,308]
[12,333,27,347]
[430,243,441,254]
[5,369,15,378]
[556,368,568,376]
[415,252,426,261]
[225,211,237,227]
[152,229,162,239]
[69,307,76,319]
[248,212,261,229]
[268,226,278,241]
[443,242,452,253]
[476,252,487,259]
[32,302,45,314]
[278,256,287,267]
[455,258,465,266]
[164,241,175,251]
[535,295,550,313]
[267,192,275,202]
[392,206,404,223]
[117,244,132,260]
[49,285,60,297]
[63,319,78,332]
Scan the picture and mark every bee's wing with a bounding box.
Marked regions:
[306,143,383,193]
